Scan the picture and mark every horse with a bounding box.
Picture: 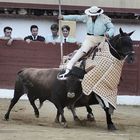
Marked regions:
[65,28,135,130]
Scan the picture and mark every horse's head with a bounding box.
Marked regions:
[110,28,135,63]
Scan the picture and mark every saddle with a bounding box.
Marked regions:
[68,46,99,79]
[58,45,99,80]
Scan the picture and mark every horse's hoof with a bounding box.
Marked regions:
[35,114,39,118]
[108,124,117,131]
[4,114,9,121]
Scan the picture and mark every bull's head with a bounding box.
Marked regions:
[66,75,82,99]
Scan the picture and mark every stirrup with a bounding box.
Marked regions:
[57,73,68,80]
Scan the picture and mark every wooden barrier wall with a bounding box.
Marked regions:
[118,42,140,96]
[0,39,140,96]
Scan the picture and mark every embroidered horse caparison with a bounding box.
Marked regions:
[82,41,124,109]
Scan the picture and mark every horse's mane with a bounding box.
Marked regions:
[110,32,132,47]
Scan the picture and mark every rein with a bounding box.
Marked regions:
[105,37,122,59]
[106,36,134,60]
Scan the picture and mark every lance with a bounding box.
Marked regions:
[58,0,64,66]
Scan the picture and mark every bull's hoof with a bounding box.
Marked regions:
[61,122,68,128]
[55,118,59,123]
[4,114,9,121]
[79,119,87,126]
[87,113,95,122]
[108,124,117,131]
[74,116,81,122]
[74,117,83,125]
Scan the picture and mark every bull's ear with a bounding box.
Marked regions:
[128,31,135,36]
[119,28,124,36]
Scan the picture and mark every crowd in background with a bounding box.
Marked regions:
[0,23,78,46]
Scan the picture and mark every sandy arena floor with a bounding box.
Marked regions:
[0,98,140,140]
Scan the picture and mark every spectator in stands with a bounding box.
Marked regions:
[61,25,77,43]
[2,26,12,39]
[24,25,45,43]
[46,23,60,44]
[0,26,14,45]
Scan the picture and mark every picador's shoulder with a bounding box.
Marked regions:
[99,14,111,22]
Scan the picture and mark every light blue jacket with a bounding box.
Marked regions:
[63,14,115,37]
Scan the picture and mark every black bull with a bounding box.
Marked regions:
[5,68,97,126]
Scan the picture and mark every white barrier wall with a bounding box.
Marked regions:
[0,17,140,41]
[0,89,140,105]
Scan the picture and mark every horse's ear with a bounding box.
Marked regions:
[119,28,124,35]
[128,31,135,36]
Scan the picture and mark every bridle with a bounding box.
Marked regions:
[105,36,135,60]
[105,38,122,59]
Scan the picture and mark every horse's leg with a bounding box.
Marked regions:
[55,110,60,123]
[28,94,39,118]
[86,105,95,121]
[95,94,116,130]
[104,108,116,130]
[70,93,93,121]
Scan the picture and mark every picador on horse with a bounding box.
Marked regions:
[57,6,135,129]
[58,6,115,107]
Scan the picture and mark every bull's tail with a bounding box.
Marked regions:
[7,70,27,113]
[14,69,32,97]
[14,71,27,97]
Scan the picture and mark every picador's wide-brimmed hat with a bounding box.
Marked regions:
[85,6,104,16]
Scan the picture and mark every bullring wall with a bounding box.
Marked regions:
[0,39,139,96]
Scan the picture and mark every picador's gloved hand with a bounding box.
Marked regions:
[57,49,85,80]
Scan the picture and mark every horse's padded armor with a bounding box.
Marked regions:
[82,41,124,109]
